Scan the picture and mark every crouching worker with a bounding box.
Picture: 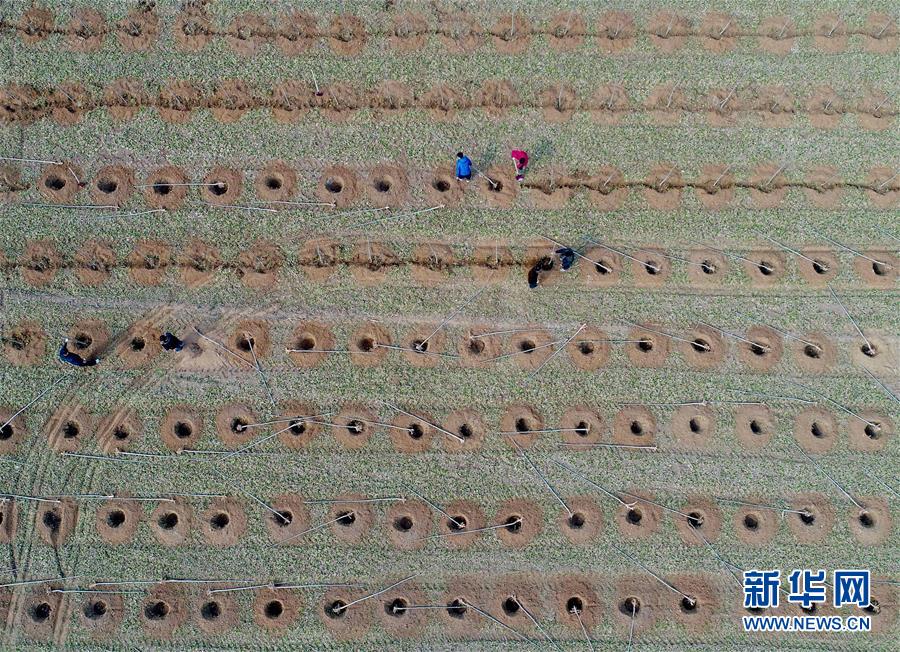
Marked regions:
[511,149,529,182]
[58,338,100,367]
[456,152,473,181]
[160,332,185,352]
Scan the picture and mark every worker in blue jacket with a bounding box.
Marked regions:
[455,152,472,181]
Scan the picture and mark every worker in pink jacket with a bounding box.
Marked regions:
[511,149,529,182]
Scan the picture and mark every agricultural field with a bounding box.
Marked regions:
[0,0,897,649]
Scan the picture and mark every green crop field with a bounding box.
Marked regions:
[0,1,897,649]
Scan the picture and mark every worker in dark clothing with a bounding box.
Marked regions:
[556,247,576,271]
[455,152,472,181]
[527,256,554,288]
[160,332,185,352]
[58,338,99,367]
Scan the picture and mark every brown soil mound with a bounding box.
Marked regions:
[442,408,486,453]
[803,166,843,208]
[179,239,221,287]
[559,406,604,446]
[506,327,554,370]
[149,499,192,546]
[648,12,691,52]
[737,325,783,371]
[589,85,629,125]
[700,12,739,52]
[38,163,82,203]
[20,240,61,286]
[758,16,797,55]
[796,248,839,285]
[225,13,270,56]
[75,240,116,286]
[264,493,310,545]
[320,587,373,640]
[753,86,796,128]
[236,240,283,288]
[50,83,90,126]
[96,407,142,453]
[500,403,544,449]
[214,403,256,449]
[19,7,54,44]
[793,407,838,453]
[200,166,242,205]
[1,163,28,196]
[671,405,717,449]
[438,12,482,54]
[21,584,62,640]
[625,323,670,368]
[45,402,93,453]
[350,241,399,285]
[596,11,636,53]
[645,84,689,125]
[733,496,777,545]
[858,91,896,131]
[668,573,719,631]
[116,320,162,368]
[287,321,334,367]
[554,574,601,630]
[748,162,789,206]
[807,86,844,129]
[318,82,363,122]
[200,497,247,546]
[210,79,254,123]
[439,576,490,637]
[687,249,728,286]
[255,160,296,202]
[478,166,517,207]
[411,242,456,285]
[864,13,898,53]
[631,247,672,286]
[849,496,890,545]
[866,167,899,208]
[377,582,427,638]
[328,494,374,543]
[425,167,465,206]
[193,591,238,635]
[328,14,367,55]
[742,249,786,286]
[734,405,775,450]
[117,7,159,52]
[389,409,436,453]
[276,401,320,450]
[173,12,212,52]
[228,319,271,360]
[854,250,898,287]
[490,573,545,630]
[848,410,893,453]
[548,12,586,51]
[0,407,27,455]
[67,8,106,52]
[90,165,134,206]
[371,80,414,118]
[613,405,656,446]
[95,498,140,545]
[706,88,744,127]
[128,239,172,285]
[559,495,603,544]
[275,12,317,56]
[317,165,359,207]
[437,499,485,549]
[477,79,521,117]
[3,320,47,366]
[491,14,531,54]
[35,497,78,546]
[612,575,661,635]
[786,492,835,544]
[366,164,408,207]
[78,591,124,637]
[102,77,150,121]
[141,584,186,639]
[422,84,469,121]
[675,496,722,545]
[813,13,848,53]
[144,165,188,208]
[865,577,899,634]
[525,168,575,207]
[389,12,428,51]
[385,500,432,549]
[791,331,836,374]
[332,404,377,449]
[680,325,726,369]
[160,406,203,452]
[643,165,683,210]
[582,245,622,285]
[297,238,339,281]
[615,490,662,539]
[349,323,391,367]
[494,498,543,547]
[158,79,202,124]
[695,164,736,208]
[270,80,311,123]
[471,241,514,284]
[851,332,894,375]
[0,85,42,125]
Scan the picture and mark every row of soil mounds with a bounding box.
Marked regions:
[6,236,897,291]
[6,483,893,555]
[3,312,894,378]
[4,161,900,212]
[3,399,893,458]
[1,79,895,130]
[5,7,897,56]
[13,571,897,642]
